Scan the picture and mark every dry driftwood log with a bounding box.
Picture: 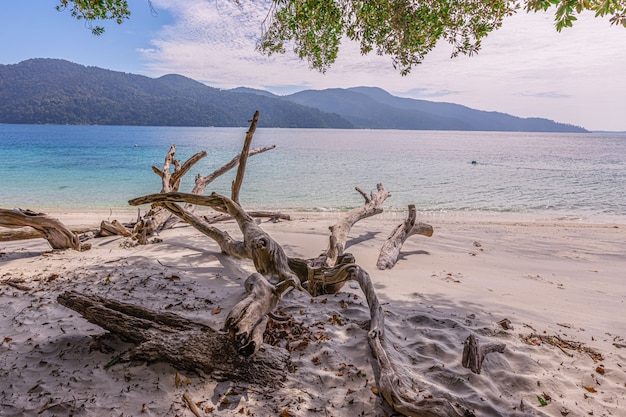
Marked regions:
[0,208,80,250]
[57,290,288,385]
[376,204,434,270]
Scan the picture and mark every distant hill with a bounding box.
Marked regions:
[279,86,587,132]
[0,59,587,132]
[0,59,352,128]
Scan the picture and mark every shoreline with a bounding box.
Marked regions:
[9,206,626,228]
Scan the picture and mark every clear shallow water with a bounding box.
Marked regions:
[1,124,625,222]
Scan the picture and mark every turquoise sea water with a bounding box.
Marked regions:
[1,124,625,222]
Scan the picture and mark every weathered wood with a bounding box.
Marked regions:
[288,253,357,296]
[56,290,288,385]
[151,145,207,194]
[231,110,259,205]
[225,273,282,356]
[99,220,132,237]
[160,201,249,259]
[124,113,474,417]
[320,183,390,266]
[130,192,230,213]
[161,144,276,230]
[353,267,466,417]
[214,194,305,355]
[462,334,506,374]
[136,145,208,238]
[376,204,433,270]
[0,208,80,250]
[201,210,290,224]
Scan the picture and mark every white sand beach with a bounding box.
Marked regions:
[1,209,625,416]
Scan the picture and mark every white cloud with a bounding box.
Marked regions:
[142,1,626,131]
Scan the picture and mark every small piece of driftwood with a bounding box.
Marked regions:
[462,334,506,374]
[376,204,433,270]
[99,220,132,237]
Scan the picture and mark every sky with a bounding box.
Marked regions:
[1,0,625,131]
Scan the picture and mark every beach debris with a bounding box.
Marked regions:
[595,364,605,375]
[125,113,475,417]
[104,355,121,369]
[462,334,506,374]
[3,279,32,291]
[174,372,191,387]
[279,407,295,417]
[182,392,202,417]
[164,274,181,281]
[100,116,279,245]
[521,333,604,362]
[497,318,513,330]
[537,395,549,406]
[583,385,597,393]
[376,204,433,270]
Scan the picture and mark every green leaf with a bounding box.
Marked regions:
[105,356,120,369]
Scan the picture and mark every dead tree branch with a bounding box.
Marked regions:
[0,208,80,250]
[376,204,433,270]
[232,110,259,205]
[318,183,390,266]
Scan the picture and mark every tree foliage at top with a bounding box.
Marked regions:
[56,0,131,35]
[57,0,626,72]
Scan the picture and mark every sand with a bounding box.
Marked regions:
[1,209,624,417]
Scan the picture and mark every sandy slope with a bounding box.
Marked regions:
[1,211,625,417]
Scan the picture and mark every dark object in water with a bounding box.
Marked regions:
[471,160,477,165]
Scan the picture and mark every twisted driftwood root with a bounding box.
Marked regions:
[57,290,288,385]
[225,273,300,356]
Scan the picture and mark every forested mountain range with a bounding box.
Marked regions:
[0,59,587,132]
[281,87,587,132]
[0,59,350,128]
